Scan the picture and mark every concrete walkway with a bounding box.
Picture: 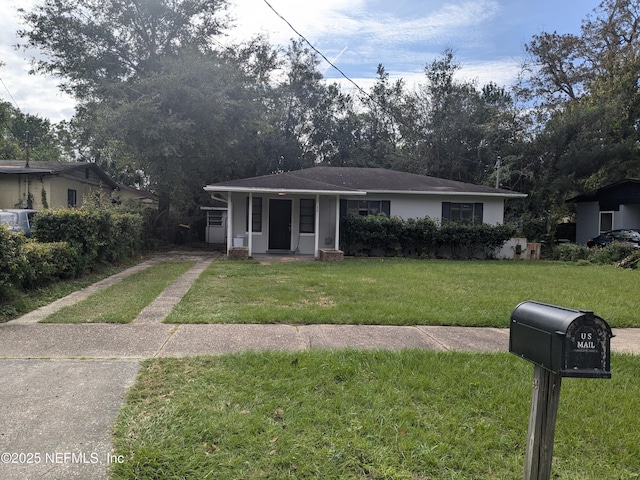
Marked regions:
[1,251,639,479]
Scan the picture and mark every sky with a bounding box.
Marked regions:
[1,0,602,123]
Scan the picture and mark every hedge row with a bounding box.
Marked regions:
[0,208,144,301]
[33,208,143,270]
[341,214,516,259]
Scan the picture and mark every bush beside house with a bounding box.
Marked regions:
[550,242,637,265]
[341,214,516,259]
[0,208,145,301]
[33,208,143,268]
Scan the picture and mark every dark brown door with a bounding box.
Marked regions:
[269,199,292,250]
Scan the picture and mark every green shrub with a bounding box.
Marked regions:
[108,212,144,261]
[589,242,636,264]
[341,215,515,259]
[19,241,81,289]
[550,243,592,262]
[551,242,636,264]
[0,225,26,300]
[32,208,143,270]
[434,222,516,259]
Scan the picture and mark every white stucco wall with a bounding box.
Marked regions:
[344,193,506,225]
[226,192,512,255]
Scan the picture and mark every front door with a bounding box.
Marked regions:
[269,199,292,250]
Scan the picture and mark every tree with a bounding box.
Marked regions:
[81,46,276,214]
[401,50,519,184]
[0,100,65,162]
[18,0,231,99]
[308,83,361,167]
[18,0,238,220]
[355,64,405,168]
[512,0,640,234]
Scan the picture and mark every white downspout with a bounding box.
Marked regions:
[334,195,340,250]
[226,192,233,255]
[248,192,253,257]
[314,194,320,259]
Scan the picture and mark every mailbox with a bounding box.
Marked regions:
[509,301,613,378]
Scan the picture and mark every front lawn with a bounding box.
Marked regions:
[111,350,640,479]
[43,261,195,323]
[0,255,149,323]
[166,259,640,327]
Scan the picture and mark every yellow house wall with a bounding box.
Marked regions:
[49,172,114,208]
[0,177,21,208]
[0,170,114,209]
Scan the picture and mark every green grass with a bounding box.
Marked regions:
[42,261,195,323]
[166,259,640,327]
[0,256,150,323]
[110,350,640,480]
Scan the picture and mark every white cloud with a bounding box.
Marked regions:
[0,0,76,122]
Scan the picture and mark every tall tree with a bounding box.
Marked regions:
[79,45,277,213]
[519,0,640,196]
[0,100,65,162]
[18,0,230,99]
[18,0,234,219]
[401,50,518,183]
[353,64,405,168]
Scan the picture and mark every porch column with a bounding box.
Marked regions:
[248,192,253,257]
[226,192,233,254]
[314,194,320,259]
[334,194,340,250]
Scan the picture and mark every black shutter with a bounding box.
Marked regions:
[474,203,483,224]
[382,200,391,216]
[340,199,347,219]
[442,202,451,221]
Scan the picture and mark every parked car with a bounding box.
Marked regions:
[0,209,38,237]
[586,229,640,248]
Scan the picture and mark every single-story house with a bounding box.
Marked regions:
[0,160,156,209]
[203,166,526,258]
[567,178,640,244]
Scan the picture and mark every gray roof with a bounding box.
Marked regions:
[566,178,640,203]
[205,167,526,198]
[0,160,119,189]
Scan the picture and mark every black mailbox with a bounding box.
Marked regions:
[509,301,613,378]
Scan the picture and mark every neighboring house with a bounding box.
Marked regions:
[116,183,159,206]
[567,178,640,245]
[203,166,526,257]
[0,160,156,209]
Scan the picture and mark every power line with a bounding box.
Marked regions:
[0,76,21,111]
[261,0,421,141]
[261,0,373,102]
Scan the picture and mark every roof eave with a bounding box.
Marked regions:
[203,186,367,196]
[362,189,528,198]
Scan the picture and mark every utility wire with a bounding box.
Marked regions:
[261,0,375,104]
[0,76,21,111]
[260,0,418,143]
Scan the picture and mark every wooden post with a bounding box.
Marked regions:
[524,365,562,480]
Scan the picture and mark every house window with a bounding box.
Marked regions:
[207,210,224,227]
[345,200,391,216]
[442,202,484,224]
[245,196,262,232]
[67,189,77,207]
[299,199,315,233]
[599,211,613,233]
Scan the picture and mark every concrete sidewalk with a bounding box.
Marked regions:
[1,251,639,480]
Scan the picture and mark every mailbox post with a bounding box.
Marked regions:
[509,301,613,480]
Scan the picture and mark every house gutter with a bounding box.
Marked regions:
[203,186,367,196]
[364,190,528,198]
